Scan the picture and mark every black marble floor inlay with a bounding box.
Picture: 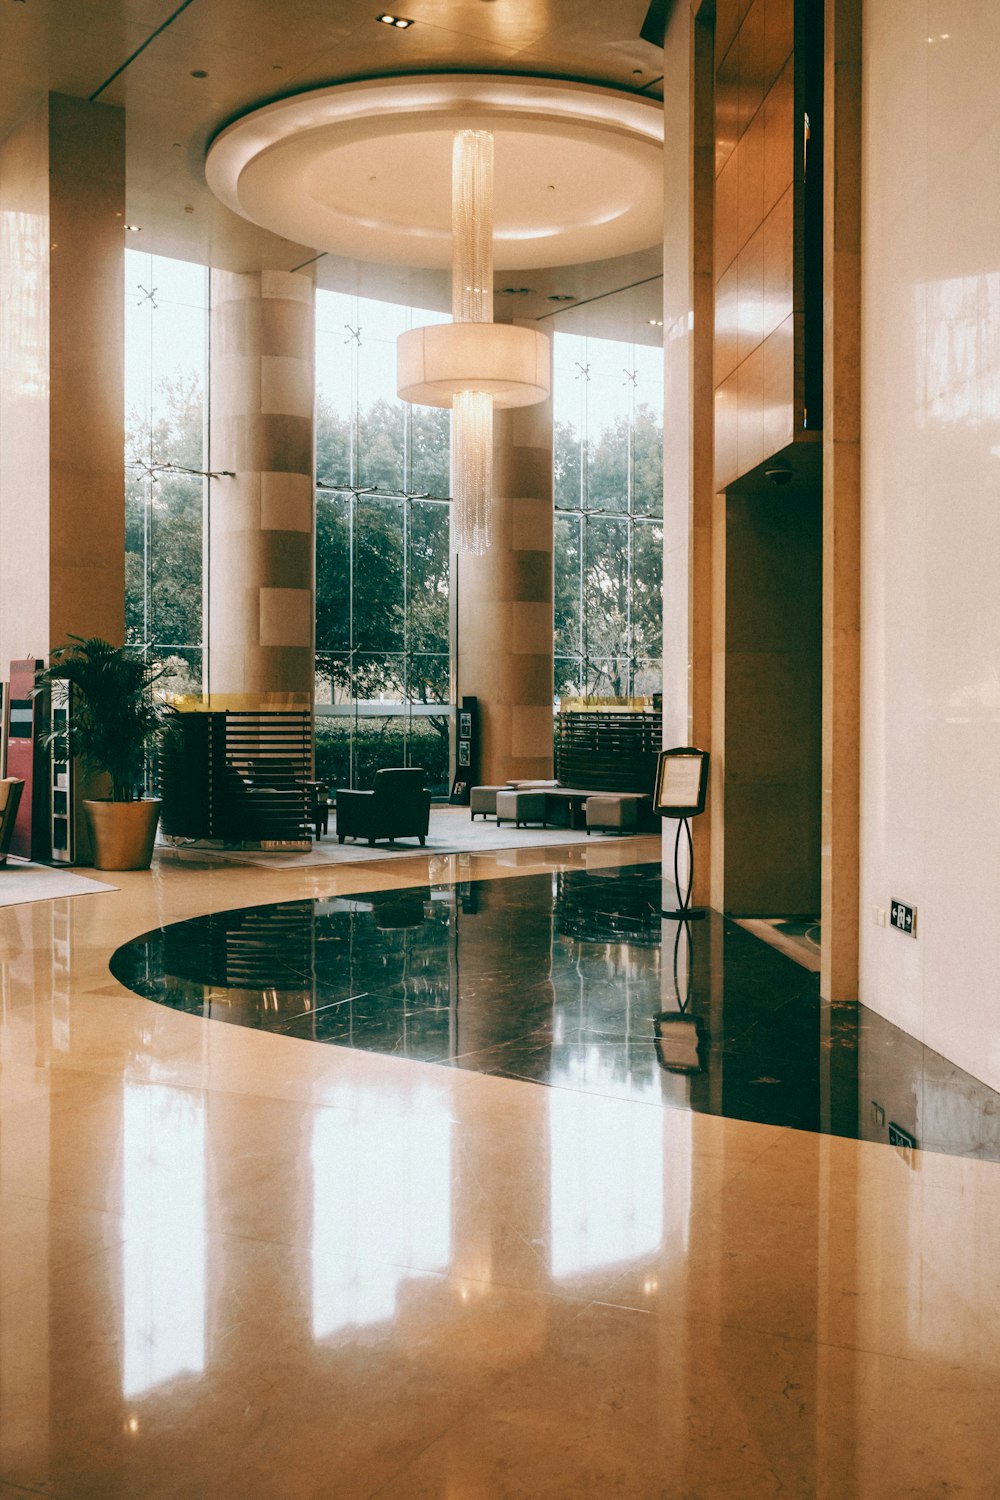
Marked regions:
[110,862,1000,1161]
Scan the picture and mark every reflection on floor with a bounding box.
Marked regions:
[112,862,1000,1162]
[4,839,1000,1495]
[735,914,822,972]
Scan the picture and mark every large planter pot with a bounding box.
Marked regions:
[84,798,161,871]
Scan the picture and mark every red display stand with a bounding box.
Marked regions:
[6,659,42,860]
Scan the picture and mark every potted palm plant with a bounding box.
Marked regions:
[37,637,175,870]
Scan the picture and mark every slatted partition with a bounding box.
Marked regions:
[161,710,312,847]
[555,709,662,793]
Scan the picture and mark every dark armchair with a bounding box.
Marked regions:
[335,767,431,847]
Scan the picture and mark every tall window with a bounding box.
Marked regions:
[553,333,663,699]
[315,292,452,793]
[124,251,208,694]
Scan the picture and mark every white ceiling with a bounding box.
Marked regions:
[0,0,666,339]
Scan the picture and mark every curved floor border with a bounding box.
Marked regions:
[111,860,1000,1161]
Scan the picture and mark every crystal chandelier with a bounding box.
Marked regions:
[397,130,550,555]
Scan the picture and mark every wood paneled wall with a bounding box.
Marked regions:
[714,0,802,488]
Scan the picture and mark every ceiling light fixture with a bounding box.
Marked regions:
[397,130,550,555]
[125,224,142,232]
[377,12,413,26]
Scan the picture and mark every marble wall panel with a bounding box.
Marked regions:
[736,342,765,476]
[716,0,752,65]
[737,0,767,133]
[763,0,795,89]
[0,103,50,667]
[736,224,765,364]
[715,150,739,278]
[510,496,551,552]
[715,262,740,386]
[0,95,124,666]
[762,187,794,340]
[860,0,1000,1088]
[735,100,765,251]
[761,316,796,457]
[763,58,795,219]
[260,472,313,534]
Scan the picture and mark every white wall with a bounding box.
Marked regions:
[861,1,1000,1088]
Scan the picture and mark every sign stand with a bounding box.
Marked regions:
[654,747,710,921]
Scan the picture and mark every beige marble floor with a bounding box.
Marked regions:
[1,836,999,1498]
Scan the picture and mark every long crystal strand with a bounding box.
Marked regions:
[452,130,493,324]
[451,130,494,553]
[451,389,492,554]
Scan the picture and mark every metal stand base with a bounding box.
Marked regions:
[661,816,706,921]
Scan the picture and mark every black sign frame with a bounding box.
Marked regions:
[653,747,710,820]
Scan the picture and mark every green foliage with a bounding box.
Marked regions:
[553,398,664,697]
[36,638,176,802]
[125,332,662,782]
[315,717,450,795]
[315,395,451,775]
[125,373,203,666]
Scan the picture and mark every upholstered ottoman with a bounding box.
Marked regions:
[585,794,641,834]
[495,789,547,828]
[470,785,506,820]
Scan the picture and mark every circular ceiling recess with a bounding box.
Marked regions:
[206,75,664,270]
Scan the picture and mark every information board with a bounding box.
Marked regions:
[654,747,709,819]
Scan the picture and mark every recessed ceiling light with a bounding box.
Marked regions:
[125,224,142,232]
[377,12,413,26]
[647,318,663,326]
[548,294,576,303]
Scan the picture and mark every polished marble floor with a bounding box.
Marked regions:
[111,861,1000,1161]
[2,835,1000,1497]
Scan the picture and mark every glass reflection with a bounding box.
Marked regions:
[110,863,1000,1160]
[549,1089,663,1279]
[121,1084,206,1399]
[311,1094,451,1338]
[314,289,452,792]
[553,329,664,699]
[921,272,1000,424]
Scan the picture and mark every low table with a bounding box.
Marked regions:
[540,787,595,830]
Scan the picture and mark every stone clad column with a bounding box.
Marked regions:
[456,329,554,787]
[0,93,125,666]
[207,269,315,705]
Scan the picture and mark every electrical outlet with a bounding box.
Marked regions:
[872,905,887,927]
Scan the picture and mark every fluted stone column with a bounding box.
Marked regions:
[456,333,554,787]
[207,269,315,705]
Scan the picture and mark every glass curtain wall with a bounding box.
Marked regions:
[124,251,208,693]
[553,333,664,700]
[315,291,452,793]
